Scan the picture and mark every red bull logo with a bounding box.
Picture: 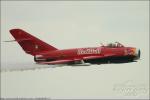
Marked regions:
[77,48,101,55]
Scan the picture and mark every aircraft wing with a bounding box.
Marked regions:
[83,56,103,60]
[37,56,101,65]
[37,54,116,65]
[83,54,116,60]
[37,59,78,65]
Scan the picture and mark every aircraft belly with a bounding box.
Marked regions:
[84,55,136,64]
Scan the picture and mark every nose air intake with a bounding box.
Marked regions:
[134,49,141,60]
[138,49,141,59]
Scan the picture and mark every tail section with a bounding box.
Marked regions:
[9,29,58,56]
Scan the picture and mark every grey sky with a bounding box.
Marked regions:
[1,1,149,99]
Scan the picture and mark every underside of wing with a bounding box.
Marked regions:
[37,54,116,65]
[37,59,75,65]
[83,56,103,60]
[83,54,115,60]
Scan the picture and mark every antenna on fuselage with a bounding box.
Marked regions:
[100,43,104,47]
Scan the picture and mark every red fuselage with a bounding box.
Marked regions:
[34,46,140,64]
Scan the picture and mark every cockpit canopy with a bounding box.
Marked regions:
[105,42,124,48]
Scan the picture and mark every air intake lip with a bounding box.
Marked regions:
[134,49,141,60]
[138,49,141,58]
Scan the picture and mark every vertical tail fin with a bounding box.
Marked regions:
[9,29,57,56]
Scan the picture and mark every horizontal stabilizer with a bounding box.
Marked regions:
[4,38,31,42]
[4,40,16,42]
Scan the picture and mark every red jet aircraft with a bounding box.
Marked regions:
[9,29,140,66]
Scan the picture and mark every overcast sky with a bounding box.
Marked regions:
[1,1,149,99]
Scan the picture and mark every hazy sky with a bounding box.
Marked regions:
[1,1,149,99]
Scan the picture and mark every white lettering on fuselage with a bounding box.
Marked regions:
[77,48,101,55]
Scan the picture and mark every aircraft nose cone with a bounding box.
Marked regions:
[134,49,141,60]
[138,49,141,58]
